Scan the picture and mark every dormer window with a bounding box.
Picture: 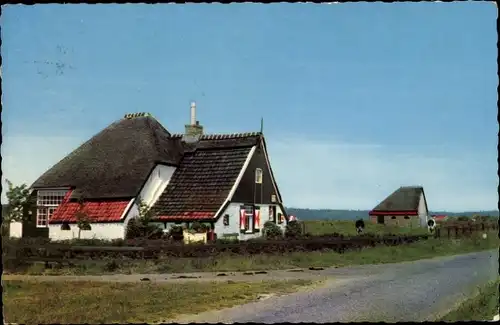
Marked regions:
[255,168,263,184]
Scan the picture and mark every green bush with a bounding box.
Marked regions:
[169,225,184,241]
[285,221,303,239]
[189,221,209,233]
[125,218,163,240]
[103,259,120,272]
[263,221,283,240]
[125,218,142,239]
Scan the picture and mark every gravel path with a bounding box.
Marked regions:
[168,250,498,323]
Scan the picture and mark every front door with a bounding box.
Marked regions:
[377,215,384,224]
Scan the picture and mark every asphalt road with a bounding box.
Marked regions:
[171,250,498,323]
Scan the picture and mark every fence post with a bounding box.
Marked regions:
[447,227,450,239]
[455,227,458,238]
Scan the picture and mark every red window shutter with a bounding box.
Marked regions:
[240,209,246,230]
[254,209,261,229]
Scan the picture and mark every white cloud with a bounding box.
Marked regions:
[267,136,498,212]
[1,134,497,212]
[1,136,82,203]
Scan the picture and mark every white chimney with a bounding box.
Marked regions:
[190,101,196,126]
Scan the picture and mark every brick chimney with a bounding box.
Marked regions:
[183,101,204,142]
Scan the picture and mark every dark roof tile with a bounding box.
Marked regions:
[151,144,254,220]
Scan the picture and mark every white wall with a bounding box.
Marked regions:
[9,221,22,238]
[214,202,288,241]
[137,164,176,208]
[418,192,428,227]
[49,222,126,240]
[121,163,176,228]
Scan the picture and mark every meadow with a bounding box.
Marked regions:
[2,279,317,324]
[440,279,500,321]
[302,219,429,236]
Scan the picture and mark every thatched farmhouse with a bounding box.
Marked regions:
[10,103,288,241]
[368,186,430,227]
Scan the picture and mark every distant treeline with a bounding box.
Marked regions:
[285,208,500,221]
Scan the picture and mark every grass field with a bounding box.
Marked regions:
[14,230,498,276]
[440,279,499,321]
[302,220,430,236]
[2,279,315,324]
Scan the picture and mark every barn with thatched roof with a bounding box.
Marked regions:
[368,186,430,228]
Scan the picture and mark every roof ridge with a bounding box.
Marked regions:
[170,132,262,139]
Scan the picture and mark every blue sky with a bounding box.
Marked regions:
[1,3,498,211]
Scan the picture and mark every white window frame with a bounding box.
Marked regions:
[242,205,254,234]
[255,168,263,184]
[36,189,68,228]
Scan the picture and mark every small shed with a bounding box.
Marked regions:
[369,186,430,228]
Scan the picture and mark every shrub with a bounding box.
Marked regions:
[125,218,143,239]
[125,218,163,240]
[190,221,207,233]
[103,259,120,272]
[285,220,303,239]
[263,221,283,239]
[169,225,184,242]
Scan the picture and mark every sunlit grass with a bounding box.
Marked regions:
[2,279,315,324]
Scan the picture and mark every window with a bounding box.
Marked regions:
[37,208,48,227]
[255,168,263,184]
[391,216,396,219]
[404,216,410,219]
[223,214,230,226]
[269,206,276,223]
[239,206,261,233]
[61,223,71,231]
[240,205,254,233]
[278,212,283,224]
[37,190,67,206]
[36,190,67,228]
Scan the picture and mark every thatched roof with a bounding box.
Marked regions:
[31,116,182,200]
[371,186,427,212]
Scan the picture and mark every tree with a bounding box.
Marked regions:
[136,198,154,225]
[74,197,91,239]
[4,179,35,223]
[125,197,163,239]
